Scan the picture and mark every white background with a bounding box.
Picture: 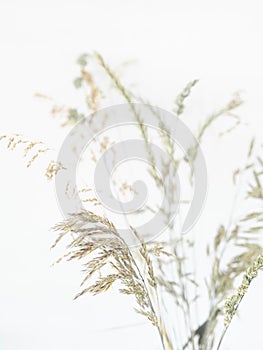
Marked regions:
[0,1,263,349]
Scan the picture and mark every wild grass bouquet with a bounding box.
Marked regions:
[2,53,263,350]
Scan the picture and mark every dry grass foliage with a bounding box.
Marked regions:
[4,53,263,350]
[52,211,158,327]
[50,54,263,350]
[0,133,50,167]
[0,133,66,181]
